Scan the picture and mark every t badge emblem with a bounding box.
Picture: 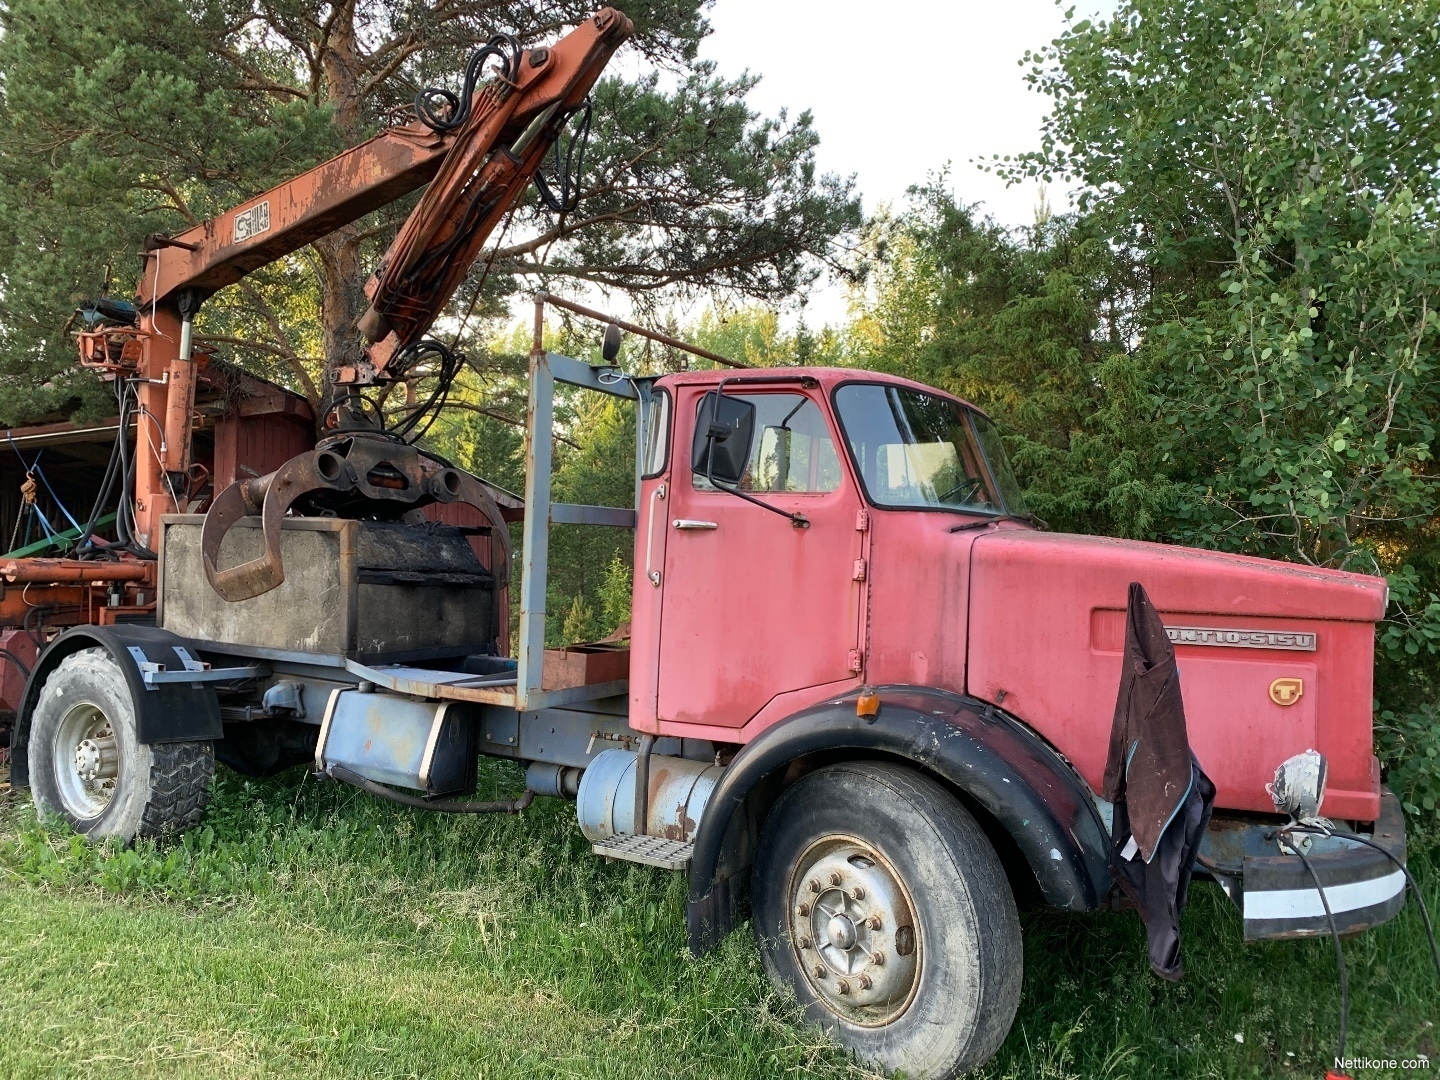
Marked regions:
[1269,677,1304,706]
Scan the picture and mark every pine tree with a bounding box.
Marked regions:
[0,0,860,422]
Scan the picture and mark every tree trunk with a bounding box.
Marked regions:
[312,230,369,416]
[312,0,371,423]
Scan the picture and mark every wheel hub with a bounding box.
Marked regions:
[825,912,857,951]
[53,703,119,818]
[789,841,921,1024]
[74,730,118,783]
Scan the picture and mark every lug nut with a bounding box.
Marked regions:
[870,950,886,966]
[859,974,873,990]
[837,979,851,995]
[852,885,866,900]
[809,879,822,893]
[828,871,842,886]
[797,902,810,917]
[813,964,826,978]
[796,936,812,950]
[867,914,883,930]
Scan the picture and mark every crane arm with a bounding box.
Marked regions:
[348,7,631,384]
[139,7,630,345]
[112,7,631,548]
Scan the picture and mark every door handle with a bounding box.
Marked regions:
[645,484,666,586]
[672,519,719,530]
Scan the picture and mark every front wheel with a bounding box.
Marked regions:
[28,648,213,841]
[752,761,1022,1079]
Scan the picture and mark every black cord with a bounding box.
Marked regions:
[414,35,522,132]
[23,604,52,648]
[1288,823,1440,983]
[74,379,128,557]
[386,339,464,442]
[0,648,30,678]
[321,340,463,445]
[1285,834,1349,1063]
[534,100,593,214]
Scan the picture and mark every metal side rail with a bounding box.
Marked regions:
[344,658,627,711]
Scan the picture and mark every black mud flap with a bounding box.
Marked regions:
[11,624,225,788]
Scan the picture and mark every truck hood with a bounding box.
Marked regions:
[964,529,1386,820]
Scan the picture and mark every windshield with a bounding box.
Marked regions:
[833,383,1024,515]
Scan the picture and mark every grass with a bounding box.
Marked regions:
[0,759,1434,1079]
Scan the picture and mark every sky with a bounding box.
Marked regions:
[696,0,1115,326]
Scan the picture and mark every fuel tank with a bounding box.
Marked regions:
[964,530,1387,821]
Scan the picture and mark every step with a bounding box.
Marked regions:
[592,832,694,871]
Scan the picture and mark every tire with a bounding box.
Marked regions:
[28,648,213,841]
[752,761,1022,1079]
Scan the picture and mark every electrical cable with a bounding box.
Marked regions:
[23,604,52,648]
[1283,833,1348,1064]
[0,648,30,678]
[73,378,128,557]
[388,339,464,442]
[1286,822,1440,982]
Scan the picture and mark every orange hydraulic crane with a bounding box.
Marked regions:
[70,6,631,571]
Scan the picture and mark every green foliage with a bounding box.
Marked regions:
[0,767,862,1078]
[973,0,1440,820]
[557,595,599,646]
[689,305,844,368]
[0,0,335,420]
[847,186,1172,538]
[837,0,1440,822]
[1378,703,1440,823]
[1007,0,1440,600]
[598,555,633,635]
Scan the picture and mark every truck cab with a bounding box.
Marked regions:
[13,330,1408,1080]
[635,366,1386,821]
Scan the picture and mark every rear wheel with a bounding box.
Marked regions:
[753,761,1022,1078]
[29,648,212,841]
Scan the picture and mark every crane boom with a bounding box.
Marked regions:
[109,7,632,548]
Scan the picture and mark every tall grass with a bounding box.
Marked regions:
[0,760,1433,1078]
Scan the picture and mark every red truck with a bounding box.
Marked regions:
[2,10,1409,1078]
[12,308,1409,1076]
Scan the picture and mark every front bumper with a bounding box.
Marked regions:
[1200,789,1407,942]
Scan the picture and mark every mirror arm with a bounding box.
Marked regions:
[710,475,810,528]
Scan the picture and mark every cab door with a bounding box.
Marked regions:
[653,384,864,733]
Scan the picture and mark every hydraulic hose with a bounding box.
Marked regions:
[327,764,534,815]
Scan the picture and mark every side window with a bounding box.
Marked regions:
[693,393,841,494]
[641,388,672,478]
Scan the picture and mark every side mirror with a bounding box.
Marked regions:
[691,390,755,486]
[601,322,623,363]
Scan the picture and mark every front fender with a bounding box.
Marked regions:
[686,685,1110,953]
[11,624,224,787]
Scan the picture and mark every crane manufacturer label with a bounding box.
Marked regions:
[233,201,271,244]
